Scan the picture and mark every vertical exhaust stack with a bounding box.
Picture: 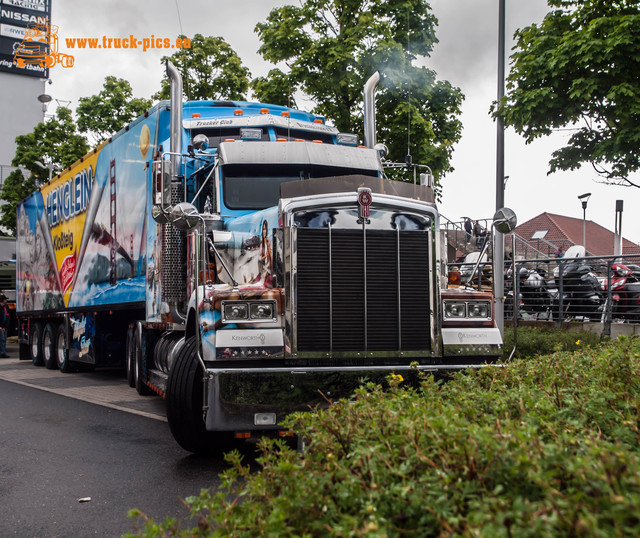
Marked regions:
[166,60,183,183]
[363,71,381,149]
[163,60,187,321]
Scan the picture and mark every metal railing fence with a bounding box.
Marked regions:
[448,253,640,335]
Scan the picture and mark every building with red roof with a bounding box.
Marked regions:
[512,212,640,257]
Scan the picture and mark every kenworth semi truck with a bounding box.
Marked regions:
[17,62,512,452]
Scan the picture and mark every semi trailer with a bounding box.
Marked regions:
[17,62,512,452]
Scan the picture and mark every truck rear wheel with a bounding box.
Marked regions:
[55,325,72,373]
[42,323,58,370]
[125,326,135,388]
[134,326,152,395]
[29,322,44,366]
[166,336,224,453]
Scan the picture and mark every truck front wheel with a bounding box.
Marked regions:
[166,336,230,453]
[29,322,44,366]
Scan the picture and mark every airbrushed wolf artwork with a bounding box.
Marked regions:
[17,62,511,452]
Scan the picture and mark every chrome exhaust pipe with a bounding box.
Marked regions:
[165,60,183,179]
[163,60,186,322]
[363,71,381,149]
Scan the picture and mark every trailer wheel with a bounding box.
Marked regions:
[134,326,152,395]
[125,326,135,387]
[166,336,220,453]
[29,322,44,366]
[42,323,58,370]
[55,324,72,373]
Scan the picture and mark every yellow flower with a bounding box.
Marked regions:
[391,374,404,382]
[576,340,581,345]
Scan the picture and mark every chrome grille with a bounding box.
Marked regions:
[295,227,431,353]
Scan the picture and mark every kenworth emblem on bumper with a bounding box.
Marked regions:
[357,187,372,219]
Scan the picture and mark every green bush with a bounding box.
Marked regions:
[503,326,604,360]
[128,336,640,536]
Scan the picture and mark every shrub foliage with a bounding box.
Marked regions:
[128,336,640,536]
[503,326,604,360]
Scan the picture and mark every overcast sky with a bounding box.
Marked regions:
[48,0,640,246]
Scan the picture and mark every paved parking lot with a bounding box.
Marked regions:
[0,339,166,421]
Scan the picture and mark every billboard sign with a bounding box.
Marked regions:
[0,0,50,78]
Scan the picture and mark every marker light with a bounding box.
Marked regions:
[240,128,262,140]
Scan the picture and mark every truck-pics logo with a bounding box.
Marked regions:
[13,22,74,69]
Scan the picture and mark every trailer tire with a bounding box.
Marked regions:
[134,326,152,396]
[55,324,72,373]
[30,322,44,366]
[167,336,218,453]
[42,323,58,370]
[125,326,135,388]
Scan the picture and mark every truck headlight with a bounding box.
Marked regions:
[223,302,248,321]
[443,300,492,321]
[468,301,490,318]
[250,301,275,320]
[444,301,467,318]
[222,300,277,323]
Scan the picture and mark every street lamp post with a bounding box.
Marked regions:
[34,160,59,182]
[578,192,591,250]
[493,0,507,337]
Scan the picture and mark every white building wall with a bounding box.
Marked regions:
[0,71,44,187]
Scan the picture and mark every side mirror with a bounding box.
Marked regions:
[192,133,209,152]
[151,204,171,224]
[493,207,517,234]
[373,143,388,159]
[170,202,200,231]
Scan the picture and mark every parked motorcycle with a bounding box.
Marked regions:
[602,263,640,322]
[505,265,555,320]
[553,258,604,321]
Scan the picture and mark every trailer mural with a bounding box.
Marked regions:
[17,116,157,312]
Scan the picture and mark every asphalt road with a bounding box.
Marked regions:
[0,340,253,537]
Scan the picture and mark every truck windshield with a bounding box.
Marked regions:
[222,163,378,210]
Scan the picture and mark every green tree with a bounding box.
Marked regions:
[0,107,88,234]
[255,0,463,185]
[155,34,250,102]
[76,76,152,145]
[495,0,640,187]
[251,68,297,108]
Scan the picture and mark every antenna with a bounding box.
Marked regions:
[406,11,412,169]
